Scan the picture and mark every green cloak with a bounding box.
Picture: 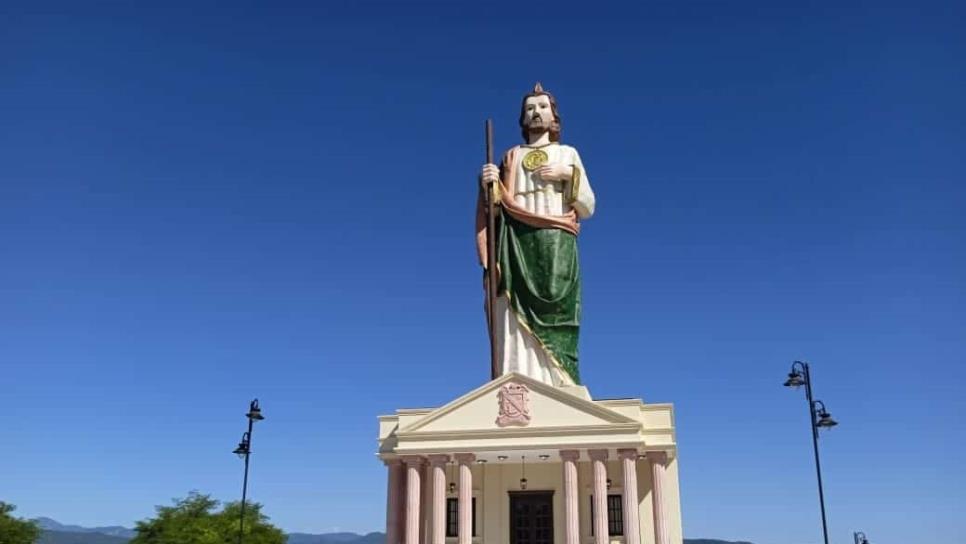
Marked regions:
[497,213,582,383]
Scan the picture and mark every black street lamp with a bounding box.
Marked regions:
[783,361,838,544]
[233,398,265,544]
[853,531,870,544]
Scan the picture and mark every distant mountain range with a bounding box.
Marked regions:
[33,517,751,544]
[286,534,385,544]
[35,517,136,538]
[34,517,386,544]
[38,530,130,544]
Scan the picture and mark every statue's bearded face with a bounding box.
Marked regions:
[522,94,554,134]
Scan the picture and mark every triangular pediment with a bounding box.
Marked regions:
[398,373,639,436]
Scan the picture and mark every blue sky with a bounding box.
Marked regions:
[1,2,964,543]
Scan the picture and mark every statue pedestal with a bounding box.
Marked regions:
[376,373,683,544]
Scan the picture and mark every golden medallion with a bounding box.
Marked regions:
[522,149,549,171]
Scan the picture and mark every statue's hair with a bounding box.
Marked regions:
[518,82,561,142]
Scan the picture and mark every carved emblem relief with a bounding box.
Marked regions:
[496,383,531,427]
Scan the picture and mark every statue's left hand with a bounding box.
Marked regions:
[535,164,573,183]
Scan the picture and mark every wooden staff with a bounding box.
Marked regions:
[484,119,498,380]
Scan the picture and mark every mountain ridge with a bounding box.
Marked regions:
[34,517,136,538]
[34,517,752,544]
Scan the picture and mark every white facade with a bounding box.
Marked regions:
[377,373,683,544]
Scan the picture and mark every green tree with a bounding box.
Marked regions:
[130,492,285,544]
[0,502,41,544]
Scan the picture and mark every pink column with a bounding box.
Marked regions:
[589,449,609,544]
[397,464,408,544]
[401,456,424,544]
[649,452,669,544]
[455,453,476,544]
[560,450,581,544]
[428,455,450,544]
[397,461,408,543]
[421,462,431,544]
[385,460,404,544]
[617,450,641,544]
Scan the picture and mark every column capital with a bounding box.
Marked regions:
[400,455,425,467]
[454,453,476,464]
[384,458,404,467]
[588,449,609,461]
[617,448,641,461]
[647,451,668,465]
[427,454,450,466]
[559,449,581,462]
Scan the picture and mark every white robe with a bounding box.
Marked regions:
[495,143,595,386]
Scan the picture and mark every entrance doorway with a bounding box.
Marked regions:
[509,491,554,544]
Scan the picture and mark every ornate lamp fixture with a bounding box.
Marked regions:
[519,455,528,490]
[233,432,250,459]
[232,398,265,544]
[246,399,265,421]
[784,368,807,388]
[814,401,838,429]
[448,460,456,494]
[781,360,840,544]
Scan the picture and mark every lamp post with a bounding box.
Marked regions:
[232,398,265,544]
[853,531,869,544]
[783,361,838,544]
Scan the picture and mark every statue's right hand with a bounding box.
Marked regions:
[480,163,500,189]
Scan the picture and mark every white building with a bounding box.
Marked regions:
[377,372,683,544]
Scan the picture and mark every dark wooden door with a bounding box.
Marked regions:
[509,492,554,544]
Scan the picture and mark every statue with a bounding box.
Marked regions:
[477,83,596,386]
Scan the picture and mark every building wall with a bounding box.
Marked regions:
[428,458,682,544]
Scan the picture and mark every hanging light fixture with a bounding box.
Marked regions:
[448,459,456,494]
[815,408,838,429]
[232,432,250,459]
[519,455,528,490]
[246,399,265,421]
[784,369,806,388]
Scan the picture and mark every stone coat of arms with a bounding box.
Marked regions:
[496,383,531,427]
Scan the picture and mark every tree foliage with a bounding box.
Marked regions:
[129,492,285,544]
[0,501,41,544]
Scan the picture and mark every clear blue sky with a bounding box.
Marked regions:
[1,2,963,544]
